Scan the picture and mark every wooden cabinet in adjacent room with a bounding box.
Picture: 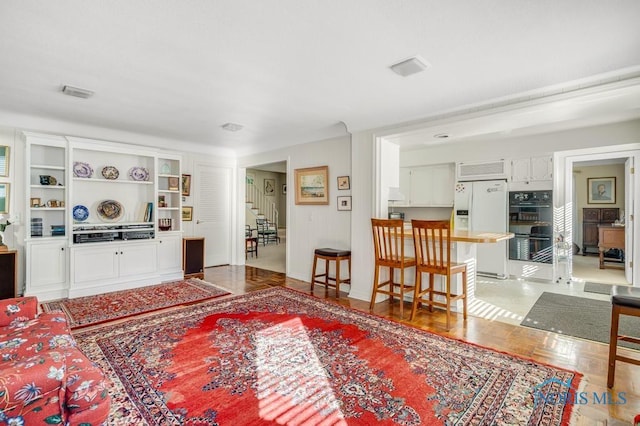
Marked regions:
[582,208,619,255]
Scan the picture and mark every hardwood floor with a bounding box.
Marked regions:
[205,265,639,425]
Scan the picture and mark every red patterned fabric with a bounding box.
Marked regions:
[0,297,38,327]
[0,297,110,425]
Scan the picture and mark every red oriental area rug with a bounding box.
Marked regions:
[74,287,581,425]
[41,278,230,329]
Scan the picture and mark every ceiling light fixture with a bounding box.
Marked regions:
[434,133,450,139]
[61,85,94,99]
[221,122,244,132]
[389,55,431,77]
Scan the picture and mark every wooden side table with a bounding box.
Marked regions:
[598,225,625,269]
[0,250,17,299]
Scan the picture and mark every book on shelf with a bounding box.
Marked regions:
[143,202,153,222]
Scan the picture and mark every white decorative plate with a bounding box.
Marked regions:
[97,200,125,222]
[73,161,93,178]
[101,165,120,180]
[129,166,149,181]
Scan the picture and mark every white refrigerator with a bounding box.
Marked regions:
[454,180,508,279]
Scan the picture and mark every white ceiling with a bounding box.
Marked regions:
[1,1,640,156]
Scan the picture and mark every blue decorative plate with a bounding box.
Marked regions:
[73,205,89,222]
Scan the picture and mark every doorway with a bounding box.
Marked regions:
[567,152,636,286]
[244,161,287,273]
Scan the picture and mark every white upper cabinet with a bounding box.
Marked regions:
[511,156,553,183]
[398,163,455,207]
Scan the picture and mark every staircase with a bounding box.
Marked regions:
[246,181,279,225]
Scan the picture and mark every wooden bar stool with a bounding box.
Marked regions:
[607,285,640,388]
[370,218,416,319]
[311,248,351,298]
[410,220,467,330]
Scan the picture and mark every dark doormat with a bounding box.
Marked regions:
[521,292,640,350]
[583,282,613,295]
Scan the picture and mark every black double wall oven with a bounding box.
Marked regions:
[508,191,553,264]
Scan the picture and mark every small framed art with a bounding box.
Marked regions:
[168,177,180,191]
[182,174,191,196]
[182,206,193,221]
[337,176,350,190]
[337,196,352,211]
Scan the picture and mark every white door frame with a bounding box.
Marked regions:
[557,144,639,286]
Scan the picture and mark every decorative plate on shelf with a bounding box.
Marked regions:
[129,166,149,181]
[160,162,171,174]
[73,162,94,178]
[97,200,125,222]
[72,205,90,222]
[101,165,120,180]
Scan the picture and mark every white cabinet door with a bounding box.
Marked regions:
[431,164,455,206]
[157,235,182,274]
[398,168,411,206]
[511,156,552,183]
[28,241,67,291]
[530,156,553,181]
[73,245,119,283]
[119,243,157,278]
[409,167,433,205]
[511,158,531,182]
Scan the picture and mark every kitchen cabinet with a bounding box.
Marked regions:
[582,208,619,255]
[71,242,157,295]
[511,156,553,183]
[398,164,454,207]
[26,241,67,300]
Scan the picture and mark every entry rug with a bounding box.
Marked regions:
[521,292,640,350]
[74,287,581,425]
[41,278,230,329]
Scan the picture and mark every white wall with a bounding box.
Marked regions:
[238,135,352,282]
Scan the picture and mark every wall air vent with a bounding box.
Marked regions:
[456,160,507,181]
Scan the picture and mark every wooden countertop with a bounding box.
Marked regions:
[402,225,514,243]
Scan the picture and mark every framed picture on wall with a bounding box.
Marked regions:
[0,183,8,213]
[182,206,193,221]
[337,195,352,211]
[294,166,329,205]
[0,146,9,177]
[264,178,275,196]
[337,175,350,190]
[588,177,615,204]
[181,174,191,196]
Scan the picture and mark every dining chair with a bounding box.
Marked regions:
[370,218,416,319]
[410,219,467,330]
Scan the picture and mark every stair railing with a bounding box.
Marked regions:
[246,181,279,225]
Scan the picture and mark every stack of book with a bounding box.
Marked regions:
[51,225,65,237]
[31,218,43,237]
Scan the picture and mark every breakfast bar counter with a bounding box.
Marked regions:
[399,224,514,312]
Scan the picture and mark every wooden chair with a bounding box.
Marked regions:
[370,218,416,319]
[410,220,467,330]
[256,218,280,246]
[607,285,640,388]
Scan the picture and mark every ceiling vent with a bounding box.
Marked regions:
[61,85,94,99]
[389,56,431,77]
[221,122,244,132]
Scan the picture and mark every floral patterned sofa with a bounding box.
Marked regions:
[0,297,110,424]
